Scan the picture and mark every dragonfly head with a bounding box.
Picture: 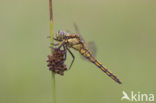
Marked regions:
[56,30,65,41]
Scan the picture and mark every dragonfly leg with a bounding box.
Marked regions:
[50,43,59,46]
[63,45,67,61]
[54,38,59,41]
[50,41,65,49]
[66,47,75,70]
[47,37,58,41]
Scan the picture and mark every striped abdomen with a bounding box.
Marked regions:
[80,48,122,84]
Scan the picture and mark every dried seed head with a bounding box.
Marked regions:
[47,49,67,75]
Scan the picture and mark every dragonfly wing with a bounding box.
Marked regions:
[80,41,97,61]
[87,41,97,57]
[73,22,80,34]
[73,23,85,42]
[73,23,97,59]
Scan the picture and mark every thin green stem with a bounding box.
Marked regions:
[51,72,56,103]
[49,0,56,103]
[49,0,54,46]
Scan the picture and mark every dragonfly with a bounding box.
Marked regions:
[67,23,97,60]
[51,28,122,84]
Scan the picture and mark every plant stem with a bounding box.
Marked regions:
[49,0,56,103]
[49,0,54,45]
[51,72,56,103]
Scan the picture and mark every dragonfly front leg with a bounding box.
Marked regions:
[47,36,59,41]
[50,40,65,49]
[50,43,59,46]
[66,46,75,70]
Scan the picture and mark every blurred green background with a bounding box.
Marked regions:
[0,0,156,103]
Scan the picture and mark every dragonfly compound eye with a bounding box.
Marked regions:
[58,30,65,36]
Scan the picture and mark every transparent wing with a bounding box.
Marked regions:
[73,23,97,59]
[87,41,97,57]
[73,22,88,43]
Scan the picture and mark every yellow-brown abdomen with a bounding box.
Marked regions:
[80,48,122,84]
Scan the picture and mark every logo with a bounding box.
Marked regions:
[121,91,154,102]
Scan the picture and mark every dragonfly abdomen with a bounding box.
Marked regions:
[80,48,122,84]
